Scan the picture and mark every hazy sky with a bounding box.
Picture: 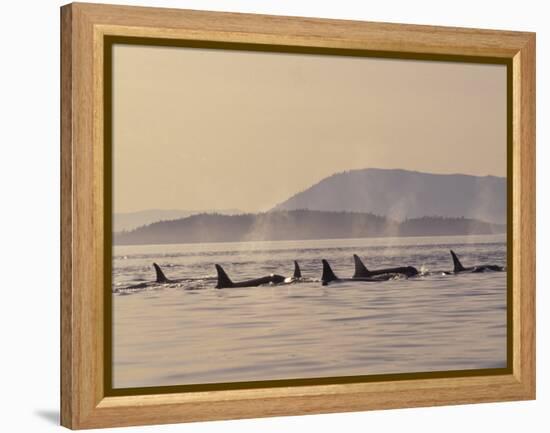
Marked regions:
[112,44,506,214]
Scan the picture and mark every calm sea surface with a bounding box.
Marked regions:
[112,234,507,388]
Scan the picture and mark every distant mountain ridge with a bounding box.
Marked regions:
[272,168,506,224]
[114,208,241,232]
[114,210,505,246]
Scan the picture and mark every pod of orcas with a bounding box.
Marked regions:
[122,250,504,290]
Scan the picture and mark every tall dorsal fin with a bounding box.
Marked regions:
[353,254,371,278]
[153,263,169,283]
[321,259,338,284]
[215,264,234,288]
[293,261,302,279]
[450,250,465,272]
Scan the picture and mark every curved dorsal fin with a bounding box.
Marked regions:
[450,250,465,272]
[153,263,169,283]
[321,259,338,284]
[215,264,234,288]
[293,261,302,279]
[353,254,370,278]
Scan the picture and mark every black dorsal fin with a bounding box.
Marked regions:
[215,264,234,288]
[153,263,169,283]
[353,254,371,278]
[321,259,338,284]
[293,261,302,279]
[450,250,465,272]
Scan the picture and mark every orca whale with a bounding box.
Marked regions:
[120,263,186,290]
[293,260,302,279]
[152,262,194,284]
[352,254,418,278]
[215,264,286,288]
[321,259,389,286]
[450,250,504,273]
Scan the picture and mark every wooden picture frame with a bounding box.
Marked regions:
[60,2,535,429]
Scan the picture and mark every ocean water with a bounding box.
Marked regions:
[112,234,507,389]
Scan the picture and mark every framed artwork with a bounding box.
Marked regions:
[60,3,536,429]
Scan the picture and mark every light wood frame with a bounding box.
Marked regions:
[61,2,536,429]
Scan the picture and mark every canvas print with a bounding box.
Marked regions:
[110,43,508,389]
